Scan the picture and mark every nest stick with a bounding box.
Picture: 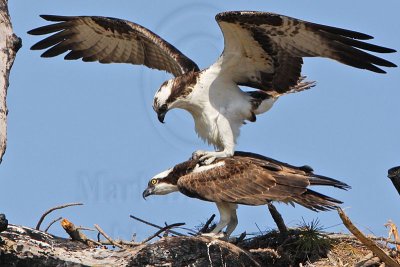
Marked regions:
[36,202,83,230]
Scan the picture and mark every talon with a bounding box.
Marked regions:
[201,232,226,239]
[204,157,216,165]
[192,150,206,159]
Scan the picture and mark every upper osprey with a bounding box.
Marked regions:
[29,11,397,163]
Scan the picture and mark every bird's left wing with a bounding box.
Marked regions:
[28,15,199,77]
[215,11,396,94]
[177,158,309,206]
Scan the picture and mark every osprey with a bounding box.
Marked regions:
[28,12,397,164]
[142,151,350,238]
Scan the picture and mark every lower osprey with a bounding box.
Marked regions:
[29,12,396,163]
[143,151,349,238]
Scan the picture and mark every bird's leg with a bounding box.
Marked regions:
[224,204,238,238]
[202,202,232,239]
[193,113,236,164]
[194,150,233,165]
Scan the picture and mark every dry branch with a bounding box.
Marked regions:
[141,222,185,244]
[338,208,400,267]
[198,214,216,234]
[44,216,62,233]
[94,224,124,249]
[129,214,184,236]
[61,218,98,247]
[268,203,288,236]
[385,220,400,251]
[36,202,83,230]
[0,0,22,163]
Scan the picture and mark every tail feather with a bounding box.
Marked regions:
[294,190,342,212]
[308,175,351,190]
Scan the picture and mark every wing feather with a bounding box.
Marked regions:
[215,11,396,94]
[176,153,349,210]
[29,15,199,77]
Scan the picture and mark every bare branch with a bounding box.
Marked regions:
[141,223,185,244]
[129,214,184,236]
[94,224,124,249]
[0,0,22,163]
[198,214,216,234]
[44,217,62,233]
[61,218,99,247]
[267,203,288,237]
[338,208,400,267]
[36,202,83,230]
[76,227,96,232]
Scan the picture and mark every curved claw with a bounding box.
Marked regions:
[201,232,226,240]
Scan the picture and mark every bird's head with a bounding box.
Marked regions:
[153,72,199,123]
[142,168,179,199]
[142,159,198,199]
[153,79,174,124]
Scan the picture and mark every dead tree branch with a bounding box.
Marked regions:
[198,214,216,234]
[141,222,185,244]
[44,216,62,233]
[94,224,124,249]
[129,214,184,236]
[338,208,400,267]
[0,0,22,163]
[268,203,288,237]
[36,202,83,230]
[61,218,99,247]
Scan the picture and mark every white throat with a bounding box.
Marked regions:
[154,182,179,195]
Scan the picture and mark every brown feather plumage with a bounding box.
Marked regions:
[166,152,350,211]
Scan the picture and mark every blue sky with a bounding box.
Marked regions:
[2,0,399,241]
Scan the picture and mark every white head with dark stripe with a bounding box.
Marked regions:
[142,159,197,198]
[152,72,199,123]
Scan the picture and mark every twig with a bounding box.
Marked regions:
[61,218,99,247]
[129,214,184,236]
[141,223,185,244]
[337,208,400,267]
[36,202,83,230]
[255,223,264,235]
[267,203,288,237]
[327,232,400,246]
[100,240,139,247]
[76,227,96,232]
[385,220,400,251]
[44,217,62,233]
[233,232,247,245]
[198,214,216,234]
[94,224,123,249]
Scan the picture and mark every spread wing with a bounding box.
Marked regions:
[28,15,199,77]
[177,156,348,211]
[215,11,397,94]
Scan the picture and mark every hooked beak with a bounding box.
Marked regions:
[142,187,154,199]
[157,111,166,123]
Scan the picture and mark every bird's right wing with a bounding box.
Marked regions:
[28,15,199,77]
[214,11,397,94]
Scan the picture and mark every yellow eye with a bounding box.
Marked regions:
[151,179,157,185]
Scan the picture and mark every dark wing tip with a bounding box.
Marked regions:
[39,14,73,22]
[378,47,397,54]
